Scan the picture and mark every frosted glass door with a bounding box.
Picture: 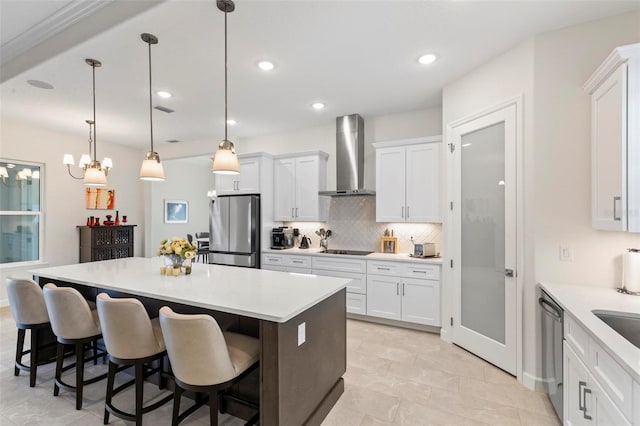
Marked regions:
[450,102,517,375]
[460,122,506,343]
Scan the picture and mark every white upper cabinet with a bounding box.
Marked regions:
[374,137,442,223]
[274,152,329,222]
[215,153,272,195]
[585,43,640,232]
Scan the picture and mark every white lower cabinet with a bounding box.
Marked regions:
[366,274,402,320]
[261,253,312,274]
[312,256,367,314]
[564,342,630,426]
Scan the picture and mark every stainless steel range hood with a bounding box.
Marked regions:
[319,114,375,197]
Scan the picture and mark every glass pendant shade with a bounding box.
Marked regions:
[140,151,166,181]
[84,161,107,186]
[63,154,75,165]
[78,154,91,167]
[212,140,240,174]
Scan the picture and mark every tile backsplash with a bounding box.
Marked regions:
[285,196,442,254]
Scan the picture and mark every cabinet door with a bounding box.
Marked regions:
[401,278,440,326]
[366,274,401,320]
[215,174,237,195]
[591,64,627,231]
[406,143,441,223]
[295,156,323,221]
[564,342,631,426]
[237,157,261,194]
[274,158,296,220]
[376,147,406,222]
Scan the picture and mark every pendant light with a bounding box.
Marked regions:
[63,59,111,185]
[212,0,240,175]
[83,59,109,187]
[139,33,166,181]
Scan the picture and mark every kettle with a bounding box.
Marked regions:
[299,235,311,249]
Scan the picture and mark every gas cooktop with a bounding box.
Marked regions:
[318,249,373,256]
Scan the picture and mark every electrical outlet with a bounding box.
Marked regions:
[559,245,573,262]
[297,322,306,346]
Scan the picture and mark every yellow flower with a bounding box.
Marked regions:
[184,251,196,260]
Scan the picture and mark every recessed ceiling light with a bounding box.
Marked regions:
[27,79,54,89]
[417,54,438,65]
[257,61,275,71]
[226,119,237,125]
[312,102,326,110]
[156,90,172,98]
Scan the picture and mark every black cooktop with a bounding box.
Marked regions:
[319,249,373,256]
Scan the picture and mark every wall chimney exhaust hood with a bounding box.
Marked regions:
[319,114,375,197]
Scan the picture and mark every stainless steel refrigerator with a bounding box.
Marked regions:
[209,195,260,268]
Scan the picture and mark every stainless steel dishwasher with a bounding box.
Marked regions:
[539,290,564,420]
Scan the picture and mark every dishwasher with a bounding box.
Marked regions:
[539,290,564,420]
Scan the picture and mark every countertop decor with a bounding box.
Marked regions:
[158,237,196,275]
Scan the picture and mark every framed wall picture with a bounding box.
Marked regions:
[86,188,115,210]
[164,200,188,224]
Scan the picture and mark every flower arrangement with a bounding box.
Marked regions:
[158,237,197,259]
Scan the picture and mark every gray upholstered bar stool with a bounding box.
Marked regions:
[43,283,107,410]
[6,277,55,387]
[96,293,173,426]
[158,307,260,426]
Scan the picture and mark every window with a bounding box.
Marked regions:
[0,159,43,266]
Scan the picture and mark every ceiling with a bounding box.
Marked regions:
[1,0,639,151]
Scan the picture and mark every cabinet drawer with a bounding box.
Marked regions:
[367,260,404,276]
[312,256,367,273]
[589,338,633,420]
[284,256,311,268]
[346,293,366,315]
[565,314,589,362]
[262,254,285,266]
[312,269,366,294]
[404,263,440,280]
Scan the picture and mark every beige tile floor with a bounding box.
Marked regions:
[0,307,560,425]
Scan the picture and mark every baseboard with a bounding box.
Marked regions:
[347,313,441,334]
[522,371,545,392]
[439,327,451,342]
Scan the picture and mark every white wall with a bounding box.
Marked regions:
[442,10,640,389]
[0,118,144,305]
[147,158,213,256]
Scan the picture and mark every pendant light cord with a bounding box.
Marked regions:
[224,8,228,141]
[92,62,97,161]
[148,39,154,153]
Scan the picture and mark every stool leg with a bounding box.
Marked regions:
[135,361,144,426]
[171,385,183,426]
[75,342,84,410]
[92,339,98,365]
[54,342,64,397]
[29,328,39,387]
[104,360,116,425]
[209,390,218,426]
[15,328,25,376]
[158,356,164,390]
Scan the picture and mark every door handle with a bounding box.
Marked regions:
[505,269,515,277]
[613,196,621,221]
[579,381,592,420]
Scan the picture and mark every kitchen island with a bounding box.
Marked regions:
[30,257,350,426]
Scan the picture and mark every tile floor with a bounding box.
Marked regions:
[0,307,560,425]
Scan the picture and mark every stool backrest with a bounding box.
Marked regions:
[43,284,100,340]
[96,293,163,359]
[159,306,236,386]
[6,277,49,326]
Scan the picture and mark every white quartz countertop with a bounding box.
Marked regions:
[540,281,640,381]
[262,248,443,265]
[30,257,350,323]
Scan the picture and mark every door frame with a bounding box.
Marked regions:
[444,95,524,382]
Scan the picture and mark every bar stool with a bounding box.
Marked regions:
[42,283,107,410]
[96,293,173,426]
[158,307,260,426]
[6,277,55,387]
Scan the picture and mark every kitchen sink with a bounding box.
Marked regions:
[593,310,640,349]
[319,249,373,256]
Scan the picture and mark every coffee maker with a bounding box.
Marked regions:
[271,227,294,249]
